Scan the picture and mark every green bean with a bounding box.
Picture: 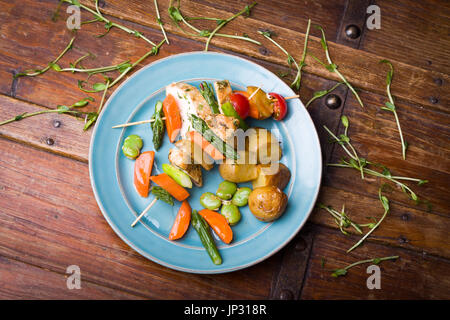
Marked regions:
[200,192,222,210]
[221,203,241,225]
[122,134,143,159]
[162,163,192,188]
[191,210,222,265]
[232,187,252,207]
[216,180,237,200]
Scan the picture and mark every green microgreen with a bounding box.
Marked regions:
[311,25,364,108]
[324,115,366,179]
[318,203,363,235]
[258,29,304,90]
[204,2,257,51]
[78,39,166,93]
[0,97,94,127]
[154,0,170,44]
[346,188,391,252]
[60,0,157,47]
[14,37,75,78]
[326,116,428,203]
[380,59,408,160]
[305,82,343,108]
[168,0,261,47]
[331,255,399,277]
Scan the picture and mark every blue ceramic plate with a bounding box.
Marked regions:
[89,52,322,274]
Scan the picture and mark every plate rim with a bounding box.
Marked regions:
[88,51,323,274]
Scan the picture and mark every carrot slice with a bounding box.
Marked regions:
[163,94,182,143]
[169,200,192,240]
[150,173,190,202]
[198,209,233,244]
[134,151,155,197]
[187,131,224,161]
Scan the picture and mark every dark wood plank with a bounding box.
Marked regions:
[300,225,450,299]
[193,0,347,41]
[73,0,449,111]
[269,225,314,300]
[0,256,140,299]
[361,0,450,75]
[311,186,450,259]
[0,137,276,299]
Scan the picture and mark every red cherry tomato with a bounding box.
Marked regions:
[269,93,287,121]
[228,92,250,119]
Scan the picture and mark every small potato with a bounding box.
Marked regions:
[219,162,259,183]
[252,163,291,190]
[248,186,288,222]
[218,150,259,183]
[246,127,282,164]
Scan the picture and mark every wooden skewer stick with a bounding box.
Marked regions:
[131,197,158,227]
[115,93,298,130]
[112,117,166,129]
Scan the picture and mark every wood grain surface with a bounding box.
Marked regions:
[0,0,448,299]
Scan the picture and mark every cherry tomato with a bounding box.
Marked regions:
[269,92,287,121]
[228,92,250,119]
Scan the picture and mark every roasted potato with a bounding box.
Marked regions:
[248,186,288,222]
[246,86,273,120]
[252,163,291,190]
[246,127,282,164]
[218,150,259,183]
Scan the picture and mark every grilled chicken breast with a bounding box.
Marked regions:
[165,82,238,142]
[213,80,232,110]
[168,147,203,187]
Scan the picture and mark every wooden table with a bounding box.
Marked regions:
[0,0,449,299]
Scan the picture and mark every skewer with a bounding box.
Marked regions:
[131,197,158,227]
[112,117,166,129]
[113,93,299,130]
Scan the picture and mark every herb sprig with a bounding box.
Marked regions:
[326,116,428,202]
[204,2,257,51]
[154,0,170,44]
[318,203,363,235]
[60,0,157,46]
[311,26,364,108]
[14,37,75,78]
[324,115,366,179]
[331,255,399,277]
[258,30,304,90]
[0,97,94,127]
[380,59,408,160]
[305,82,343,108]
[346,188,390,252]
[168,0,261,48]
